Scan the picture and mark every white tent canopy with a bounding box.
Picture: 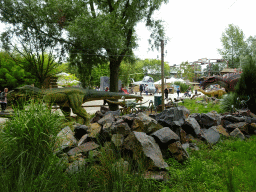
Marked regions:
[154,77,185,85]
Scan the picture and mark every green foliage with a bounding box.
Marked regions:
[218,24,246,68]
[235,56,256,113]
[0,51,35,89]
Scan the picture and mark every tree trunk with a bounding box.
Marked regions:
[109,59,121,111]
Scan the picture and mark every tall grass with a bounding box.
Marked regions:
[0,101,163,191]
[0,100,66,191]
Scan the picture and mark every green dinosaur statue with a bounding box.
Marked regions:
[7,85,143,123]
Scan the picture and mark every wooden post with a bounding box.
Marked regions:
[161,40,165,111]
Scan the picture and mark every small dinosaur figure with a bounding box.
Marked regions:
[200,73,241,92]
[8,85,143,123]
[105,98,149,114]
[198,88,226,98]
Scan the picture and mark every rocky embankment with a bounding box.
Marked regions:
[54,106,256,180]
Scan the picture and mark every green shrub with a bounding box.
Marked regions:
[220,92,238,112]
[174,82,192,93]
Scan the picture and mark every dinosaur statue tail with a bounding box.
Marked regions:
[86,90,143,101]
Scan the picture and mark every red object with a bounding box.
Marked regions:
[121,88,129,94]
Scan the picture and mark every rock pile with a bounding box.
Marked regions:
[54,106,256,177]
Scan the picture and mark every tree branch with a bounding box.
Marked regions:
[107,0,114,12]
[89,0,96,18]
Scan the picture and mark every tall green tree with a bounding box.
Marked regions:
[239,36,256,69]
[0,3,64,88]
[177,61,195,82]
[0,0,168,110]
[218,24,246,68]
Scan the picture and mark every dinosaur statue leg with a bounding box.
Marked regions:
[60,106,71,119]
[68,93,89,124]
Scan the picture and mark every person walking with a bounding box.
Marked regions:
[177,87,180,97]
[1,88,8,112]
[164,87,168,99]
[145,84,149,95]
[103,86,109,105]
[139,84,143,96]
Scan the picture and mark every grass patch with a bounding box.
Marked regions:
[178,97,225,114]
[162,136,256,191]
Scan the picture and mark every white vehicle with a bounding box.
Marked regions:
[131,76,156,93]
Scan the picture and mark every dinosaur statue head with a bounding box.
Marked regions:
[200,76,220,90]
[7,85,41,109]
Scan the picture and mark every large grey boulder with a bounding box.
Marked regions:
[77,134,88,146]
[90,111,104,123]
[124,131,168,169]
[199,112,221,128]
[131,112,163,134]
[168,141,189,161]
[104,110,121,117]
[111,134,124,147]
[67,141,99,156]
[54,126,77,153]
[226,122,248,133]
[113,122,131,136]
[87,123,102,138]
[201,127,220,144]
[182,117,201,137]
[222,115,245,123]
[230,128,245,140]
[188,113,201,123]
[211,125,229,137]
[151,127,179,146]
[154,107,186,128]
[66,158,87,174]
[98,113,115,125]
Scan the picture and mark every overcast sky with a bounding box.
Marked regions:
[134,0,256,66]
[0,0,255,67]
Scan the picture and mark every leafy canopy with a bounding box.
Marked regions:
[218,24,246,68]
